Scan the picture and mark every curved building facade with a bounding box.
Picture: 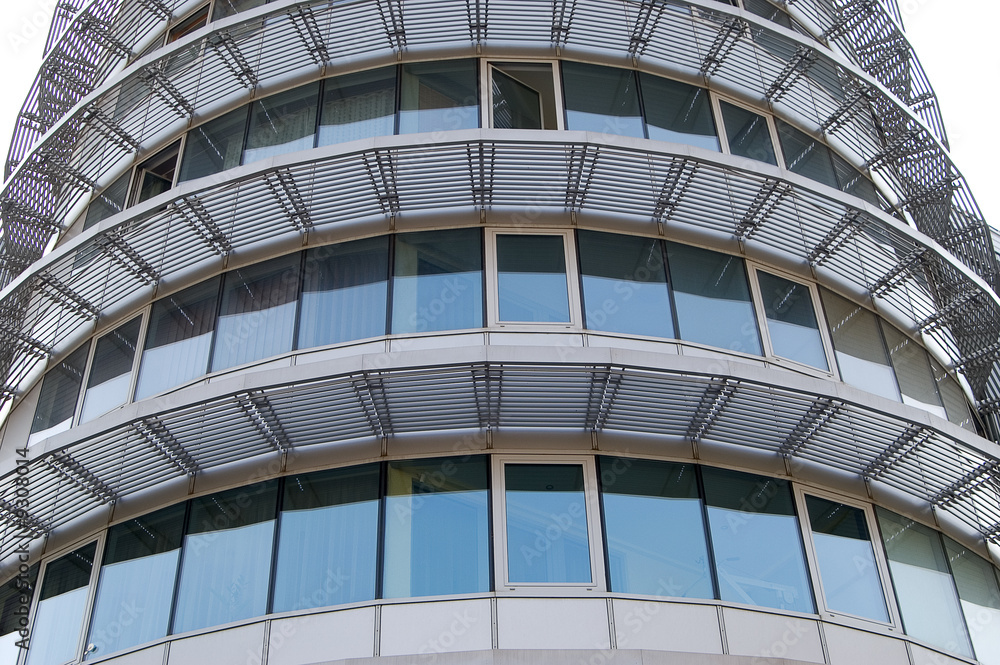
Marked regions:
[0,1,999,665]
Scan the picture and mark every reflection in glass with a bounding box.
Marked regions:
[578,231,674,337]
[505,464,591,584]
[720,101,777,166]
[668,243,762,355]
[757,271,827,369]
[877,509,973,657]
[299,237,389,348]
[212,0,266,20]
[600,458,712,598]
[932,358,975,430]
[178,107,248,182]
[273,465,380,612]
[702,468,813,613]
[26,543,96,665]
[86,505,184,658]
[244,83,319,163]
[172,482,278,634]
[945,538,1000,664]
[383,457,489,598]
[563,62,644,138]
[831,152,879,205]
[136,278,220,399]
[496,235,570,322]
[821,290,899,401]
[492,69,541,130]
[81,317,141,422]
[0,564,37,664]
[391,229,483,334]
[319,68,397,146]
[883,325,946,418]
[211,255,300,371]
[776,121,838,189]
[29,344,90,444]
[640,74,719,151]
[399,60,478,134]
[84,173,130,230]
[805,496,887,621]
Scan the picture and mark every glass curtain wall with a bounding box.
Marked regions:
[562,62,644,138]
[668,243,762,355]
[702,468,813,613]
[578,231,674,337]
[821,290,899,400]
[136,277,221,399]
[391,229,483,334]
[298,236,389,348]
[211,255,300,372]
[244,83,320,163]
[319,68,397,145]
[0,564,37,664]
[720,101,777,165]
[80,317,141,422]
[944,538,1000,664]
[639,73,719,151]
[600,458,712,598]
[877,509,973,657]
[26,543,96,665]
[399,60,478,134]
[883,326,947,419]
[273,465,380,612]
[382,457,490,598]
[86,505,184,658]
[172,482,278,634]
[757,271,827,369]
[28,344,90,443]
[178,107,248,183]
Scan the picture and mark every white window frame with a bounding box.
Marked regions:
[485,228,582,329]
[492,455,606,593]
[711,95,785,170]
[747,263,836,377]
[480,59,564,131]
[793,487,902,632]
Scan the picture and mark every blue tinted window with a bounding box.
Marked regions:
[496,234,570,323]
[563,62,644,138]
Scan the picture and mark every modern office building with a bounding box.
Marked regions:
[0,1,998,664]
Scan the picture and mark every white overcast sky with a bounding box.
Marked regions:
[0,1,996,226]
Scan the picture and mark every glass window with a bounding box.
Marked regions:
[319,67,397,146]
[831,153,879,205]
[776,120,838,189]
[172,481,278,634]
[399,60,478,134]
[600,458,712,598]
[86,505,184,659]
[931,358,975,431]
[136,277,220,399]
[212,0,267,20]
[805,496,887,621]
[167,6,208,43]
[273,465,380,612]
[562,62,644,138]
[244,83,319,164]
[211,254,300,372]
[944,538,1000,664]
[720,101,777,166]
[667,243,762,355]
[383,456,490,598]
[298,237,389,348]
[639,74,719,151]
[26,543,96,665]
[496,234,570,323]
[882,325,947,419]
[132,143,179,205]
[29,343,91,443]
[0,563,38,663]
[578,230,674,338]
[702,468,813,613]
[178,107,248,183]
[504,464,592,585]
[821,290,899,401]
[757,271,828,369]
[391,229,483,334]
[490,63,557,130]
[80,317,141,423]
[83,173,130,230]
[876,509,973,657]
